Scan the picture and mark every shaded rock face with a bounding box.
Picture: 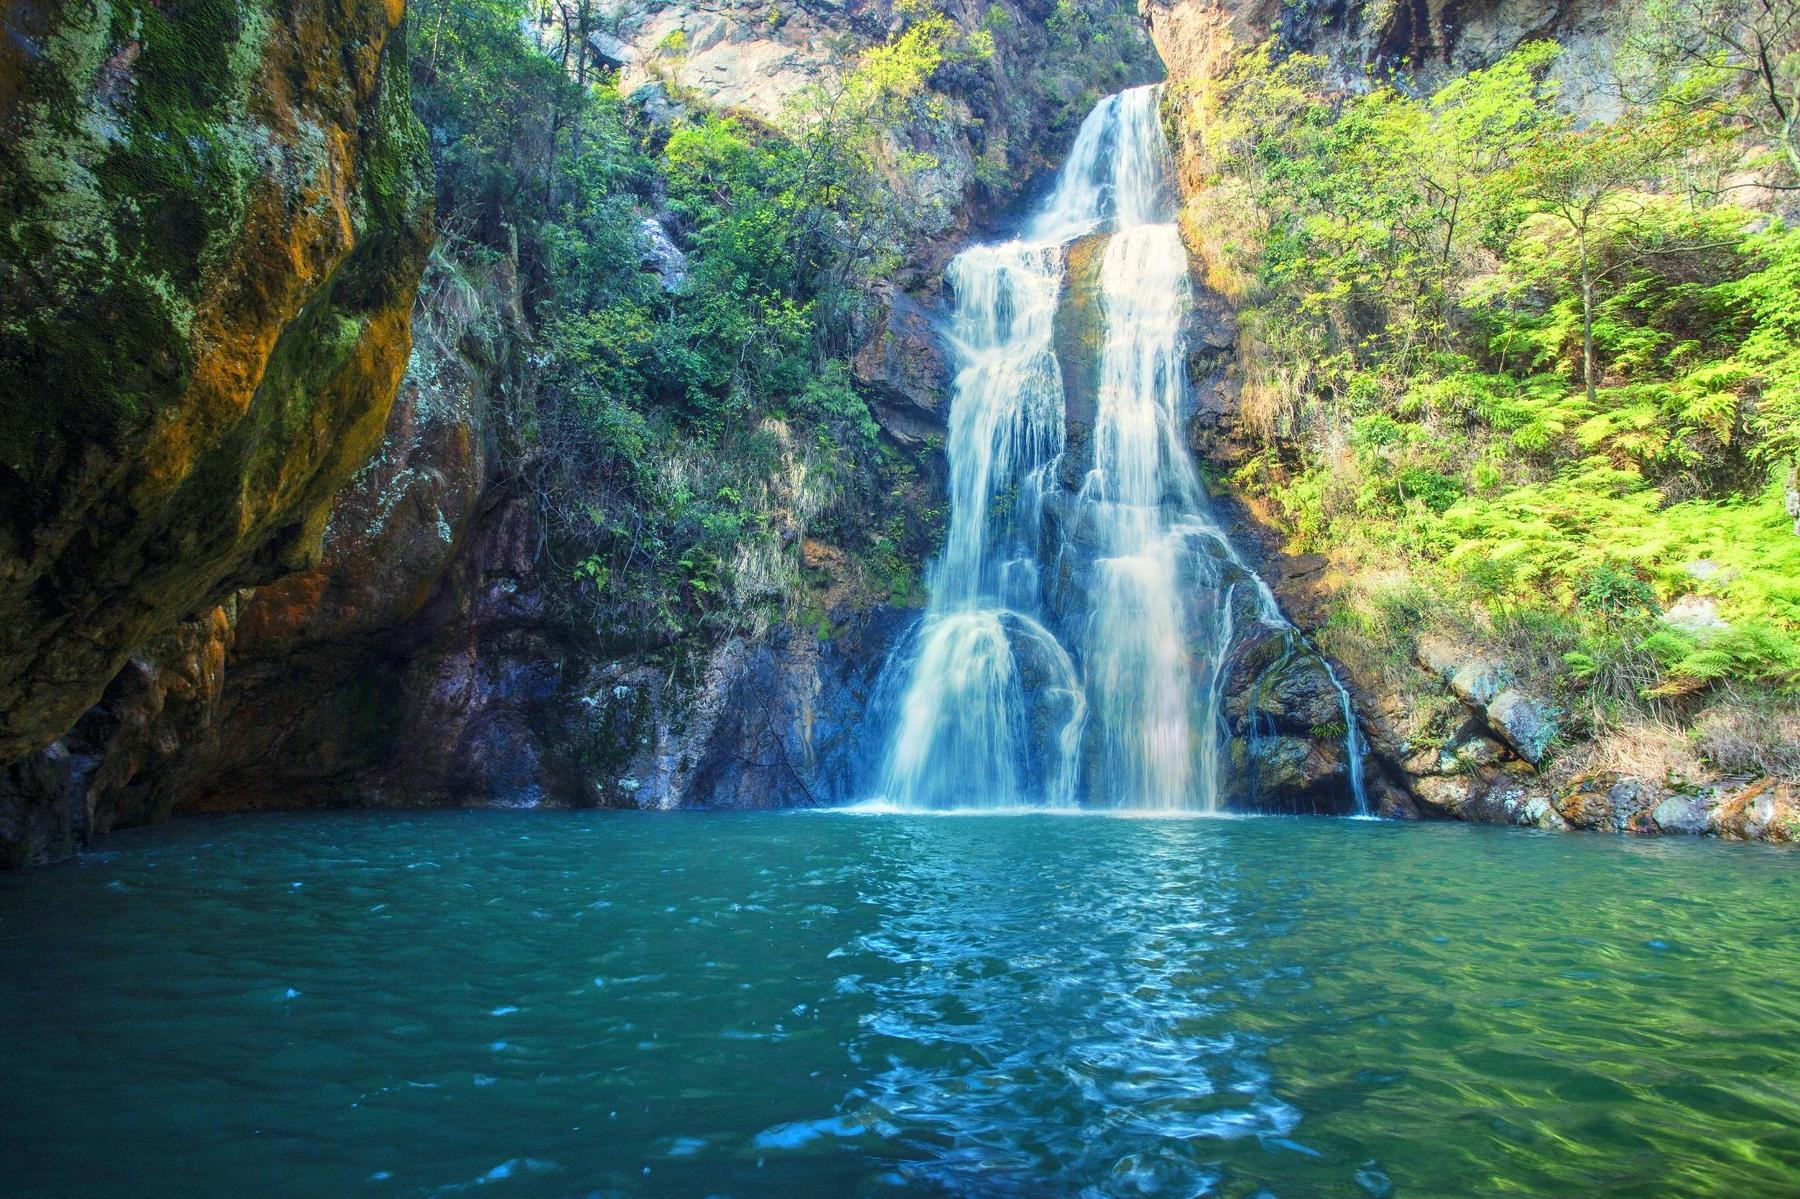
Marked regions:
[1144,0,1636,111]
[0,251,911,847]
[1221,623,1354,813]
[168,268,537,810]
[595,607,912,810]
[852,286,952,446]
[1217,617,1413,817]
[0,0,434,764]
[0,606,234,866]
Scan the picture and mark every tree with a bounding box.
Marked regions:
[1632,0,1800,181]
[1507,110,1713,405]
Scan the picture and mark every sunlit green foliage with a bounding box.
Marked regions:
[408,0,972,646]
[1182,37,1800,756]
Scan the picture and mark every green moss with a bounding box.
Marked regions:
[0,0,433,765]
[0,0,268,488]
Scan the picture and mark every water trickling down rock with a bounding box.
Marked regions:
[874,86,1367,813]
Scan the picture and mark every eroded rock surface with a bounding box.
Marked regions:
[0,0,433,764]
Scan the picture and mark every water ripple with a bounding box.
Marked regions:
[0,812,1796,1197]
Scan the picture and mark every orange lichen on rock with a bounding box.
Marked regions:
[0,0,432,763]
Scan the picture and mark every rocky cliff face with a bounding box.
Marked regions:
[1,0,1166,861]
[0,0,432,862]
[1145,0,1800,840]
[149,255,909,817]
[600,0,1158,262]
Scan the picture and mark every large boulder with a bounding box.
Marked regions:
[0,0,433,765]
[1414,635,1560,764]
[1415,633,1512,707]
[1219,622,1363,814]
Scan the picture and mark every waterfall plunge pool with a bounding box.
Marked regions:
[3,810,1796,1197]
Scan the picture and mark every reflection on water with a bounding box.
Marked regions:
[2,812,1798,1198]
[850,820,1287,1196]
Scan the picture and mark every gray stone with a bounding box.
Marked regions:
[1651,794,1708,836]
[1414,634,1511,706]
[1413,774,1472,815]
[1439,733,1506,774]
[1662,593,1728,633]
[638,216,688,291]
[1606,778,1644,812]
[1519,794,1566,830]
[1486,688,1557,765]
[852,289,950,444]
[589,31,637,67]
[627,80,684,129]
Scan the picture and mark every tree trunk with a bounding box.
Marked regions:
[1578,223,1596,407]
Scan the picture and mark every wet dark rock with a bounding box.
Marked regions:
[1058,423,1095,492]
[660,608,913,809]
[1219,623,1361,815]
[1,608,233,866]
[1230,734,1344,811]
[1055,232,1110,433]
[853,288,951,446]
[1185,286,1237,352]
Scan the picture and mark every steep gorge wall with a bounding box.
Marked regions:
[0,0,433,862]
[0,0,1166,860]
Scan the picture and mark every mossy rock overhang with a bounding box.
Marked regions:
[0,0,433,763]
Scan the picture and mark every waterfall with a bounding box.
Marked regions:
[875,85,1366,813]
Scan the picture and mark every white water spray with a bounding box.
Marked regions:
[876,86,1366,813]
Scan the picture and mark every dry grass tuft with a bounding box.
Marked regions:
[1584,717,1707,785]
[1691,700,1800,780]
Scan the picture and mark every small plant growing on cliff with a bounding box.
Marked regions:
[1577,565,1658,623]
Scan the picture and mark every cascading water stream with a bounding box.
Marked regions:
[875,85,1366,813]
